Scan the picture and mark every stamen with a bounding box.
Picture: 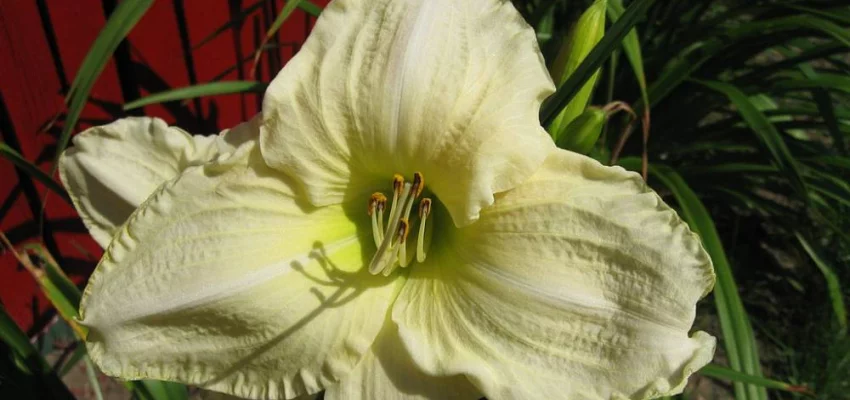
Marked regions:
[370,211,380,247]
[397,218,412,268]
[398,218,410,242]
[367,173,434,276]
[369,182,412,275]
[368,193,387,247]
[386,182,412,237]
[417,198,432,262]
[398,172,424,227]
[376,201,385,241]
[385,219,409,275]
[393,174,405,193]
[418,198,431,219]
[387,174,404,227]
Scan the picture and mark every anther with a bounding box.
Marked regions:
[417,198,432,262]
[368,173,433,276]
[418,198,432,219]
[368,193,386,215]
[369,193,387,246]
[412,172,425,198]
[397,218,410,243]
[369,182,412,275]
[392,174,405,195]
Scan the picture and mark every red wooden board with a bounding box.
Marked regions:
[0,0,328,334]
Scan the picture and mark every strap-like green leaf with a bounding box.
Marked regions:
[265,0,307,41]
[132,380,189,400]
[796,233,847,334]
[0,143,71,203]
[812,89,847,155]
[123,81,268,110]
[83,355,105,400]
[643,14,850,111]
[807,156,850,171]
[5,239,189,400]
[0,305,75,399]
[693,80,808,204]
[606,0,650,123]
[56,0,154,169]
[730,15,850,48]
[297,0,323,17]
[700,364,813,395]
[252,0,312,73]
[24,244,83,318]
[774,72,850,95]
[57,344,87,377]
[784,4,850,25]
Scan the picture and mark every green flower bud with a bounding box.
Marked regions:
[548,0,606,141]
[556,107,606,155]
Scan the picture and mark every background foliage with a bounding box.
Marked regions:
[1,0,848,398]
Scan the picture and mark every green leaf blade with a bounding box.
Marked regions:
[123,81,268,110]
[796,233,848,333]
[693,80,809,204]
[0,143,71,203]
[700,364,813,394]
[56,0,154,169]
[606,0,650,122]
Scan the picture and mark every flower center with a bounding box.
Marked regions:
[366,172,433,276]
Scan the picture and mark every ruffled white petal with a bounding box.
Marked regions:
[325,322,481,400]
[392,150,716,399]
[59,116,259,248]
[80,142,401,399]
[260,0,554,226]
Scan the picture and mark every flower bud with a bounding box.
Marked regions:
[548,0,606,141]
[556,107,606,155]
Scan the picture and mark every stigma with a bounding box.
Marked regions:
[367,172,433,275]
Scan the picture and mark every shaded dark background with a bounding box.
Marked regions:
[0,0,328,337]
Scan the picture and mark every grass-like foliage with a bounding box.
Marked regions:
[523,0,849,398]
[1,0,847,398]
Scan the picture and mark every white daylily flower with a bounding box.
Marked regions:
[62,1,716,399]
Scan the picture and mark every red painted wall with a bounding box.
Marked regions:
[0,0,327,333]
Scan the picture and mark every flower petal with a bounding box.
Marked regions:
[80,142,401,399]
[392,150,716,399]
[59,116,259,247]
[325,322,481,400]
[260,0,554,226]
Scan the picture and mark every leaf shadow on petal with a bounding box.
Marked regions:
[195,232,391,392]
[183,144,404,393]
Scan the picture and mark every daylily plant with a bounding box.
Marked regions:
[60,0,716,399]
